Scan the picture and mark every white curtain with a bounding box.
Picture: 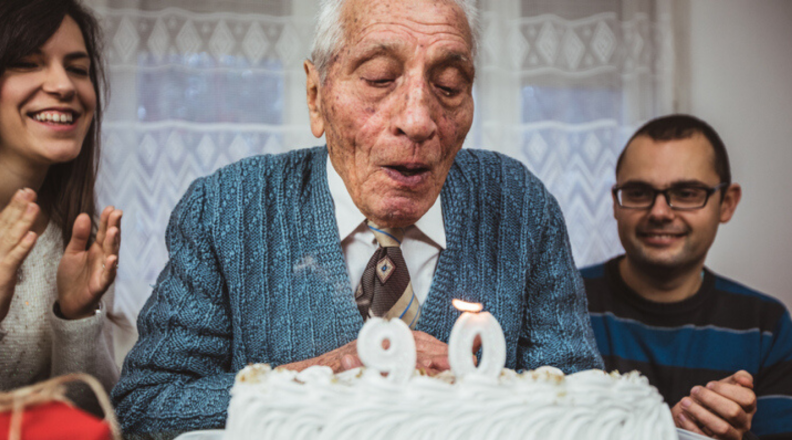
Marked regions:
[89,0,677,326]
[474,0,676,266]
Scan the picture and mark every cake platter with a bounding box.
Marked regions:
[173,428,714,440]
[173,430,223,440]
[677,429,715,440]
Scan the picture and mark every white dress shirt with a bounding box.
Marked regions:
[326,158,446,305]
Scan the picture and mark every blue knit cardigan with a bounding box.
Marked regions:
[112,147,603,438]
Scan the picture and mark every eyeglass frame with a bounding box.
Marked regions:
[612,182,729,210]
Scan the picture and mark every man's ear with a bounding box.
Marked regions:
[719,183,742,223]
[305,60,324,138]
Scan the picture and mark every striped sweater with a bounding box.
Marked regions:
[582,257,792,439]
[112,147,603,439]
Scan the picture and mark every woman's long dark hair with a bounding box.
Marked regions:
[0,0,106,247]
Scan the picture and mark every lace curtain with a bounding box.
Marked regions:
[87,0,676,324]
[474,0,676,266]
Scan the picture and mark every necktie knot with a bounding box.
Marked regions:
[366,221,404,248]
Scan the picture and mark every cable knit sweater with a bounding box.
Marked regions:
[112,147,603,439]
[0,222,118,413]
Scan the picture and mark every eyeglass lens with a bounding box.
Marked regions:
[618,186,709,209]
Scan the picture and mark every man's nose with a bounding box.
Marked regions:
[392,78,437,144]
[42,65,76,100]
[647,192,675,221]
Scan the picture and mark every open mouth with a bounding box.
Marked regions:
[638,232,686,239]
[29,110,79,125]
[385,164,430,177]
[638,231,687,245]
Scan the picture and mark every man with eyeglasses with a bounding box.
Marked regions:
[581,114,792,440]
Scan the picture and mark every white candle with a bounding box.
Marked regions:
[448,300,506,381]
[357,317,416,383]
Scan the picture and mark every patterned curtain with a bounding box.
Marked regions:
[88,0,676,329]
[474,0,676,267]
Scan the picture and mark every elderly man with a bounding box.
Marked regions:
[112,0,602,436]
[581,115,792,440]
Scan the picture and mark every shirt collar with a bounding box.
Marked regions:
[327,155,446,249]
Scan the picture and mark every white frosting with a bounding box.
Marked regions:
[224,365,677,440]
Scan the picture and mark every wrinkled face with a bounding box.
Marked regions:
[614,134,739,272]
[306,0,475,227]
[0,15,96,169]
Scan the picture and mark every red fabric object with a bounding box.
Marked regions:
[0,401,111,440]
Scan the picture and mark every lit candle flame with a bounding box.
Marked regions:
[452,299,483,313]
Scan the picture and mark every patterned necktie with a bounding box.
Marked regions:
[355,221,421,329]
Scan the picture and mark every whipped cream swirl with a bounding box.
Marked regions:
[224,365,677,440]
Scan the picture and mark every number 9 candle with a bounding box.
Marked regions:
[357,317,416,383]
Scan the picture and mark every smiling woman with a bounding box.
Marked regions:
[0,0,124,415]
[0,0,105,246]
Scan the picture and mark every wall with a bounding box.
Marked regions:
[686,0,792,310]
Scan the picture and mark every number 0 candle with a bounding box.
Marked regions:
[448,299,506,381]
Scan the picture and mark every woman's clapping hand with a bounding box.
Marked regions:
[56,206,122,320]
[0,189,40,322]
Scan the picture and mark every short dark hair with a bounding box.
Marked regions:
[615,114,732,186]
[0,0,106,247]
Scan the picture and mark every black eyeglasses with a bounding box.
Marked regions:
[613,183,728,210]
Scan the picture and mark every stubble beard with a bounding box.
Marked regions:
[625,237,703,280]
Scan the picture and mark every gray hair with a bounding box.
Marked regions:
[310,0,480,81]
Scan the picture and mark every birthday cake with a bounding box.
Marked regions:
[224,315,676,440]
[224,364,677,440]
